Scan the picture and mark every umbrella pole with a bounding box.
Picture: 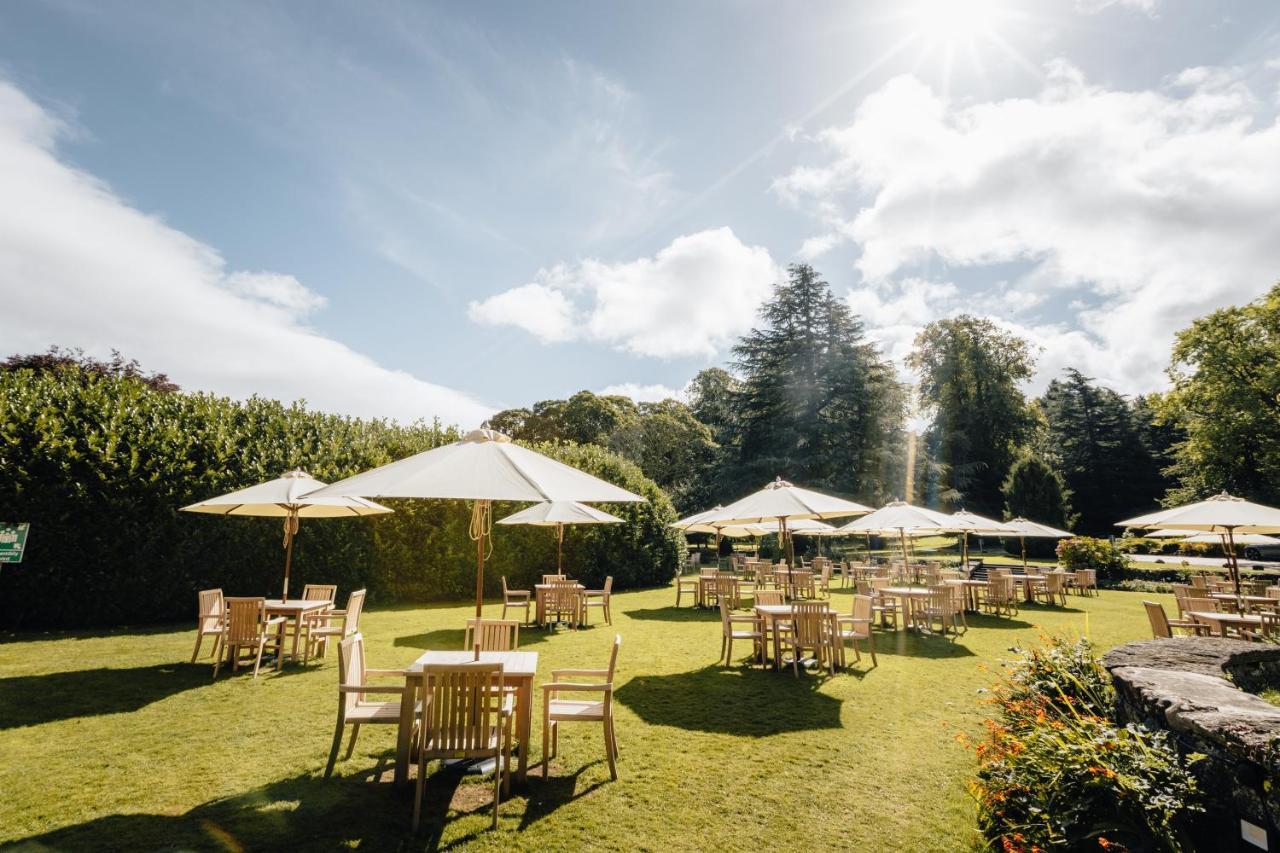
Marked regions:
[1226,527,1241,597]
[557,523,564,574]
[715,529,722,568]
[281,507,299,600]
[1021,536,1028,571]
[471,500,492,618]
[898,529,910,580]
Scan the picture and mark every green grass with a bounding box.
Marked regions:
[0,585,1166,851]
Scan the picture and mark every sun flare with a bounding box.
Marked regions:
[907,0,1004,45]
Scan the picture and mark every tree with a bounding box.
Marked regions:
[686,367,740,446]
[729,264,906,503]
[1039,369,1165,534]
[998,448,1070,548]
[3,346,178,393]
[1159,284,1280,504]
[908,316,1034,515]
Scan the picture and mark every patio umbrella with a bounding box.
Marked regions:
[181,469,392,600]
[671,506,765,559]
[307,429,645,616]
[948,510,1017,569]
[1001,517,1074,570]
[497,500,622,573]
[1180,532,1280,545]
[838,501,955,573]
[696,478,871,570]
[782,519,840,557]
[1118,492,1280,595]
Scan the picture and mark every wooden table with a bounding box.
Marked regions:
[754,603,835,670]
[1208,593,1280,611]
[264,599,331,663]
[534,584,584,626]
[1186,610,1265,638]
[944,579,988,612]
[395,649,539,786]
[881,587,932,630]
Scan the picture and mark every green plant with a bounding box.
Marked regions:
[967,637,1205,852]
[1058,537,1130,583]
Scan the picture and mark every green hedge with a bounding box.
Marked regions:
[0,367,682,629]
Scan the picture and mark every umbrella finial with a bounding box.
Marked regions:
[462,428,511,444]
[1211,491,1244,502]
[283,468,310,479]
[768,477,793,490]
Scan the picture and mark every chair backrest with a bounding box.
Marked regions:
[603,634,622,684]
[543,574,566,584]
[927,585,950,611]
[1045,573,1065,593]
[819,563,832,586]
[419,663,506,754]
[464,618,519,651]
[1082,569,1097,587]
[715,576,736,599]
[1183,596,1217,614]
[602,576,613,594]
[1268,585,1280,600]
[548,580,578,611]
[1189,574,1208,589]
[502,576,514,596]
[341,589,367,635]
[224,597,267,645]
[790,601,828,646]
[851,594,872,626]
[700,568,719,578]
[302,583,337,603]
[1143,601,1172,638]
[854,579,871,596]
[197,588,223,632]
[337,633,367,714]
[755,589,785,606]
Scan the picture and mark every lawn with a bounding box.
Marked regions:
[0,584,1166,851]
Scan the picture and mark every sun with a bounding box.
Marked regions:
[907,0,1004,45]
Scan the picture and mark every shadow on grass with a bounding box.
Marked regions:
[0,662,211,730]
[621,606,718,622]
[518,760,609,831]
[393,627,550,652]
[11,764,523,851]
[962,613,1036,631]
[614,665,842,735]
[866,630,977,659]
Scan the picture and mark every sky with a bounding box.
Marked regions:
[2,0,1279,426]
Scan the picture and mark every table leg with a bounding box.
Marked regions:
[771,615,781,670]
[517,677,532,783]
[395,677,416,785]
[291,615,302,662]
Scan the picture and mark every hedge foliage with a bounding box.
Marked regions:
[1057,536,1130,583]
[0,367,682,629]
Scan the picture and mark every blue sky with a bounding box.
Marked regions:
[2,0,1279,425]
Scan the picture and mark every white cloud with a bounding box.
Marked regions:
[598,382,685,403]
[777,60,1280,395]
[469,227,779,359]
[1075,0,1158,15]
[0,79,492,427]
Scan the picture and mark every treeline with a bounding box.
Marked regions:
[492,266,1280,538]
[0,355,680,628]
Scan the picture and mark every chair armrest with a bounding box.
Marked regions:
[327,608,349,616]
[542,682,611,693]
[338,685,406,695]
[551,668,610,678]
[365,668,407,678]
[265,616,287,626]
[727,615,761,625]
[836,616,872,626]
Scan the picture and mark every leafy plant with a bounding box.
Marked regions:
[1057,537,1129,583]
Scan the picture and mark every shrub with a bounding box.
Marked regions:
[1057,537,1130,583]
[0,367,682,628]
[968,637,1206,851]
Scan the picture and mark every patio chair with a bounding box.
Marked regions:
[542,574,567,584]
[921,586,960,636]
[542,634,621,782]
[413,662,512,831]
[718,590,765,667]
[302,583,337,604]
[1033,572,1067,607]
[816,563,833,597]
[297,584,338,655]
[1189,574,1208,591]
[191,588,225,663]
[501,576,532,624]
[580,576,613,625]
[325,633,410,777]
[784,601,836,677]
[983,576,1018,618]
[464,618,520,651]
[1073,570,1098,596]
[754,589,785,606]
[1143,601,1200,638]
[867,577,900,629]
[675,573,699,607]
[308,589,366,661]
[792,569,816,600]
[834,594,877,668]
[215,597,285,678]
[543,580,581,629]
[1267,585,1280,599]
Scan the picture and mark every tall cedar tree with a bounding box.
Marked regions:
[908,316,1034,515]
[1039,369,1166,534]
[730,264,906,502]
[1001,452,1073,557]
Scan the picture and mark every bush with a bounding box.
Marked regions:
[0,367,682,628]
[1057,537,1130,583]
[968,637,1206,851]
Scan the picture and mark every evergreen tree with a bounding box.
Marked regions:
[1002,452,1072,528]
[907,316,1034,515]
[1039,369,1164,534]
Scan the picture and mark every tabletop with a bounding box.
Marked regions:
[881,586,932,596]
[408,649,539,677]
[754,603,830,616]
[535,583,583,590]
[944,579,988,587]
[265,599,332,612]
[1186,610,1265,625]
[1209,593,1278,604]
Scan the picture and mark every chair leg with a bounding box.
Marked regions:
[719,635,727,666]
[492,745,501,829]
[213,642,225,680]
[552,721,559,758]
[725,636,733,666]
[605,598,611,625]
[252,638,265,678]
[603,718,618,780]
[191,631,205,663]
[867,631,878,667]
[502,718,512,797]
[325,712,346,777]
[345,723,361,760]
[607,714,619,759]
[542,707,550,778]
[412,752,427,832]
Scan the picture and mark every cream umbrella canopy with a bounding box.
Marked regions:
[307,429,645,616]
[786,519,840,558]
[181,469,393,600]
[1118,492,1280,595]
[497,500,623,573]
[838,501,955,571]
[670,506,766,558]
[947,510,1017,569]
[1001,517,1074,570]
[697,478,872,568]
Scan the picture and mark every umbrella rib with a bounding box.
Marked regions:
[497,447,552,503]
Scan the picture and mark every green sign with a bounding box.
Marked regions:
[0,523,29,564]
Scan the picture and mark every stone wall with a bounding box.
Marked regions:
[1103,637,1280,850]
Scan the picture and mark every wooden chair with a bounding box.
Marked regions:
[325,633,409,777]
[719,584,765,667]
[816,563,833,597]
[1143,601,1201,638]
[784,602,836,677]
[754,589,785,606]
[1183,595,1219,614]
[580,576,613,625]
[542,574,567,584]
[501,576,531,624]
[297,584,338,656]
[675,573,699,607]
[302,583,337,603]
[215,597,285,678]
[413,662,512,831]
[921,586,961,636]
[1073,570,1098,596]
[191,588,225,663]
[542,635,621,781]
[308,589,366,661]
[867,578,900,629]
[984,576,1018,617]
[1034,573,1067,607]
[543,580,581,629]
[464,618,520,651]
[1189,574,1208,591]
[834,594,877,668]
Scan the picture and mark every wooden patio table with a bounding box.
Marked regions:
[880,586,932,630]
[754,603,836,670]
[1186,610,1265,638]
[944,579,988,612]
[264,598,331,663]
[394,649,539,786]
[534,583,584,626]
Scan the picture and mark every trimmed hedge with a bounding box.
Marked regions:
[0,367,682,629]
